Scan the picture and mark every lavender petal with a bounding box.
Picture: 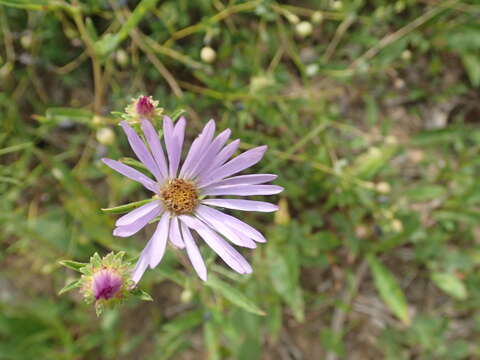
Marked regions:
[179,215,252,274]
[201,174,277,188]
[102,158,158,193]
[113,206,161,237]
[163,116,183,178]
[169,216,185,248]
[115,200,161,226]
[148,212,170,268]
[181,222,207,281]
[120,121,162,181]
[195,205,257,248]
[189,128,231,179]
[196,205,266,243]
[202,184,283,196]
[199,145,267,187]
[132,244,151,283]
[180,120,216,178]
[174,116,186,153]
[141,120,169,179]
[202,199,279,212]
[198,139,240,182]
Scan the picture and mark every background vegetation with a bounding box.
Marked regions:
[2,0,480,358]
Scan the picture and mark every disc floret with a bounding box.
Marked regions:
[160,178,199,215]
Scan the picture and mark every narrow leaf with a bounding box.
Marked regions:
[431,272,468,300]
[58,259,87,272]
[206,276,265,316]
[58,280,81,295]
[367,254,410,325]
[131,287,153,301]
[102,198,154,214]
[170,108,186,121]
[119,157,148,171]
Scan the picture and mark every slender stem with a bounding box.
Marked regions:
[69,3,104,114]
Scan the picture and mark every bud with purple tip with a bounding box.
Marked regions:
[79,252,133,315]
[59,251,152,316]
[123,95,163,124]
[92,269,123,301]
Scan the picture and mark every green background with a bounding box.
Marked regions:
[2,0,480,358]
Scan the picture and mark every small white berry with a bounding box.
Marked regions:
[295,21,313,38]
[311,11,323,24]
[391,219,403,233]
[401,49,412,61]
[332,1,343,10]
[115,49,129,67]
[285,13,300,24]
[375,182,391,194]
[200,46,216,63]
[96,127,115,145]
[20,33,33,49]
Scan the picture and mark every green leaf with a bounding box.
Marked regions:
[58,259,87,272]
[367,254,410,325]
[405,185,446,202]
[130,287,153,301]
[267,243,304,322]
[39,107,93,125]
[204,321,221,360]
[0,0,48,10]
[58,279,81,295]
[162,310,203,335]
[170,108,186,121]
[434,210,480,225]
[95,302,105,317]
[119,157,148,171]
[461,53,480,87]
[349,143,398,180]
[431,272,468,300]
[205,276,265,316]
[85,17,99,42]
[91,253,102,268]
[101,199,154,214]
[94,0,161,56]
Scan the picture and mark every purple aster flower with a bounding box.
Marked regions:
[102,116,283,283]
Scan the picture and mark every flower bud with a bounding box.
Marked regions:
[79,252,133,316]
[136,95,155,117]
[59,252,153,316]
[124,95,163,123]
[200,46,216,63]
[92,269,123,301]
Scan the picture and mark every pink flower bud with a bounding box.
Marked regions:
[136,96,155,117]
[92,269,123,301]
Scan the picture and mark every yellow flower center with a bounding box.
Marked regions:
[160,179,199,215]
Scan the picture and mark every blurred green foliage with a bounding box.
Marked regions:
[1,0,480,358]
